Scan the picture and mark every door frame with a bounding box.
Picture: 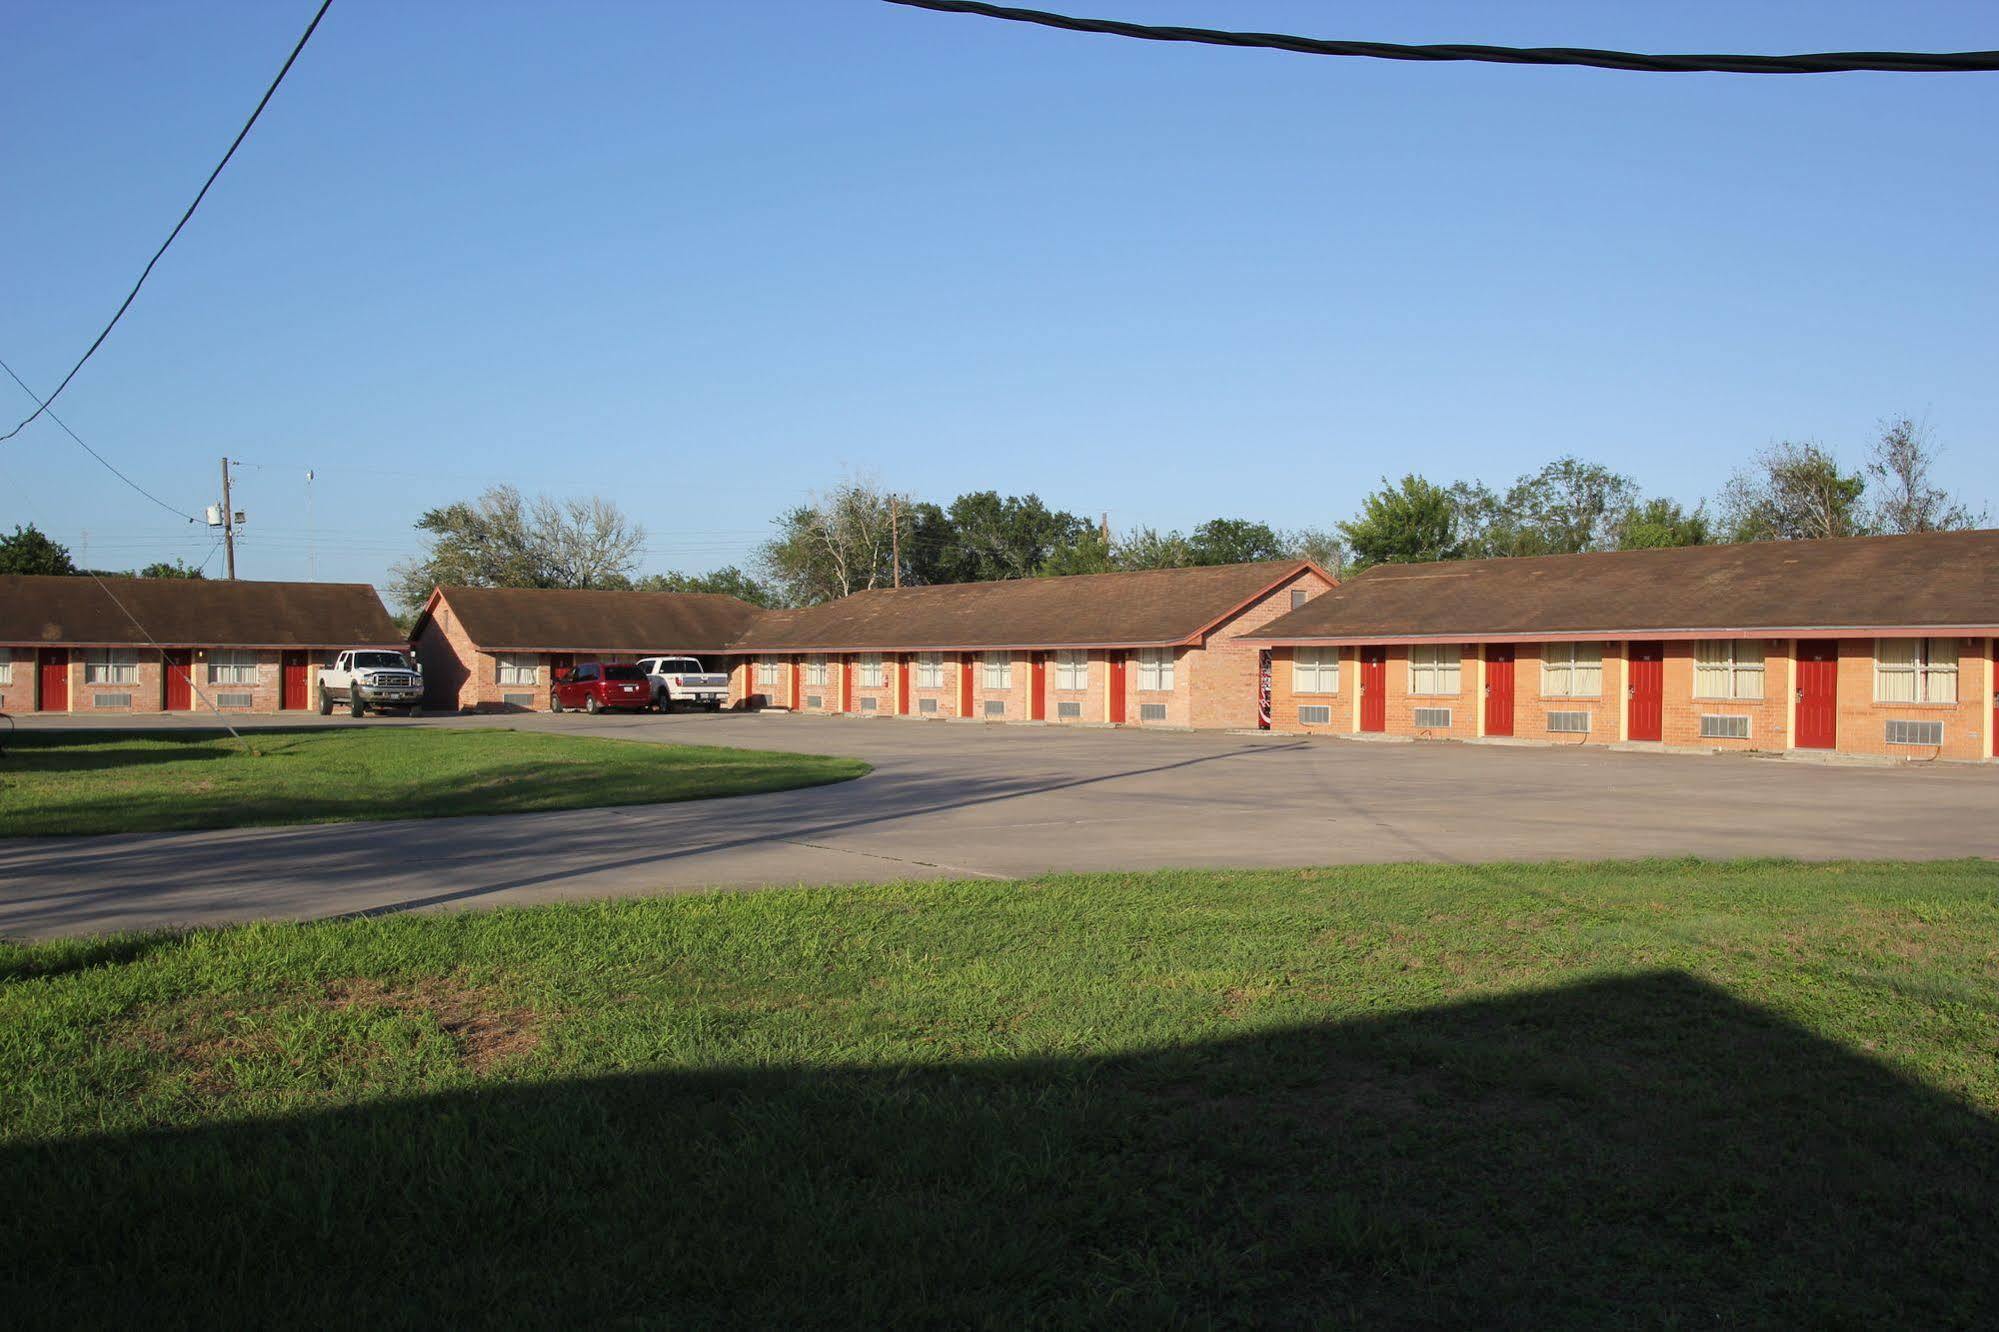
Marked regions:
[37,648,69,712]
[1626,641,1664,742]
[1107,654,1126,724]
[1794,638,1839,749]
[281,650,311,710]
[1358,647,1387,733]
[1029,652,1046,721]
[162,649,194,711]
[1484,644,1515,737]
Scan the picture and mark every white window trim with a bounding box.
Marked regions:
[915,652,944,689]
[1407,644,1461,697]
[1292,646,1339,695]
[84,648,141,686]
[496,652,537,687]
[207,649,258,686]
[804,655,828,686]
[1054,649,1088,692]
[1540,642,1604,699]
[755,661,779,686]
[857,653,885,688]
[1693,639,1765,701]
[1136,647,1175,693]
[1874,637,1958,704]
[981,650,1012,690]
[0,647,14,686]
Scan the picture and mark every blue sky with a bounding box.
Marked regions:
[5,1,1995,597]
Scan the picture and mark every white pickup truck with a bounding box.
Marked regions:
[637,656,730,712]
[318,649,425,717]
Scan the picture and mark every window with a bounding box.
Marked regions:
[1693,640,1764,700]
[982,651,1012,689]
[755,661,779,687]
[1292,647,1339,694]
[857,654,885,688]
[1408,645,1460,695]
[1054,649,1087,691]
[804,655,828,686]
[82,649,140,686]
[1136,647,1174,692]
[1290,587,1308,610]
[1876,638,1957,704]
[915,652,943,688]
[0,648,11,685]
[207,650,258,686]
[1541,643,1603,697]
[496,653,537,686]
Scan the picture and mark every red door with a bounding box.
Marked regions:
[790,660,802,710]
[1029,653,1047,721]
[1359,648,1386,732]
[839,657,853,713]
[959,654,975,717]
[1627,642,1664,741]
[897,655,911,715]
[1107,654,1126,724]
[281,651,311,710]
[1484,645,1515,737]
[37,649,68,712]
[163,650,193,711]
[1795,639,1839,749]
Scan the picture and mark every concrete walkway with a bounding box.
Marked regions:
[1,711,1993,939]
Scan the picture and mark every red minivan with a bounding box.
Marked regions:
[549,662,652,714]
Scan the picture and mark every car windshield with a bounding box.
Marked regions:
[660,659,702,672]
[354,653,409,669]
[603,665,647,682]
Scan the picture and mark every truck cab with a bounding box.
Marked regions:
[637,656,731,711]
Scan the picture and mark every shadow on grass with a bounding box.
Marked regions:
[3,972,1993,1325]
[0,732,242,775]
[0,932,169,984]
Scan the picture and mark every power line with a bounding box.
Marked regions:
[0,355,201,523]
[0,0,334,444]
[882,0,1999,74]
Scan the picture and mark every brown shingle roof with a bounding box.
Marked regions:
[0,575,402,648]
[430,585,763,653]
[1248,531,1999,643]
[729,560,1313,651]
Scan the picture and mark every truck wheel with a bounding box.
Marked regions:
[706,700,722,712]
[585,695,602,715]
[550,693,563,713]
[318,686,333,716]
[654,689,670,714]
[406,706,422,718]
[349,690,365,718]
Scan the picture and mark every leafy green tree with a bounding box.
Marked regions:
[1112,526,1196,570]
[1719,441,1870,542]
[390,485,645,612]
[1337,476,1466,568]
[0,524,76,575]
[1865,417,1985,534]
[1038,528,1118,577]
[1615,498,1711,550]
[634,566,777,607]
[137,559,206,579]
[935,492,1090,583]
[757,480,902,606]
[1281,527,1345,575]
[1186,518,1288,566]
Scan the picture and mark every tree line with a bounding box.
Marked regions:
[374,414,1983,612]
[0,525,204,580]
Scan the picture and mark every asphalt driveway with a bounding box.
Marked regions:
[1,711,1994,939]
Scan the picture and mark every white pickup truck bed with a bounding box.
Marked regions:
[637,656,731,711]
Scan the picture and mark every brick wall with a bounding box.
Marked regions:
[1659,639,1789,750]
[1827,636,1990,761]
[1184,568,1336,730]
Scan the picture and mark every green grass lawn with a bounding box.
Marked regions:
[0,728,868,836]
[4,859,1998,1325]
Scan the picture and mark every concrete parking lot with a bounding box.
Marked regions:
[1,710,1994,938]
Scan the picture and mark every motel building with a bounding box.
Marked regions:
[723,560,1333,730]
[410,560,1335,730]
[0,575,403,715]
[1244,531,1999,763]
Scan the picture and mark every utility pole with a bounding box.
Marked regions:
[1100,512,1111,545]
[890,494,901,590]
[220,456,237,580]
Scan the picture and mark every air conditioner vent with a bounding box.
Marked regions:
[1545,711,1591,734]
[216,692,254,709]
[1057,700,1082,719]
[984,699,1005,717]
[1885,719,1943,747]
[918,697,938,714]
[501,692,534,710]
[94,693,134,709]
[859,697,878,712]
[1139,702,1168,722]
[1699,714,1750,740]
[1413,707,1452,729]
[805,695,823,710]
[1298,705,1332,726]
